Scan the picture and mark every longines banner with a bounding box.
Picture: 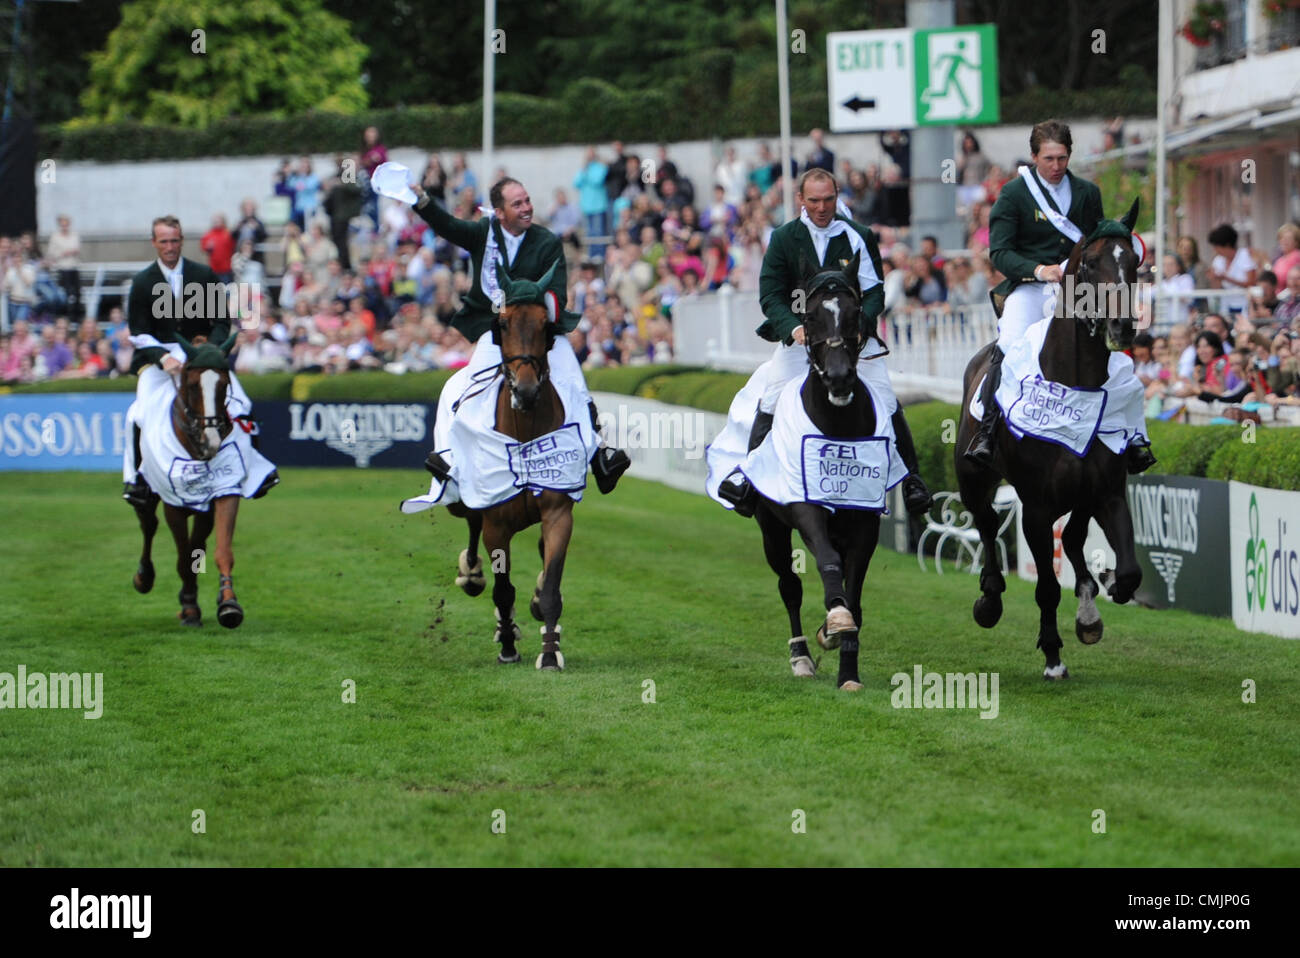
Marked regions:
[1128,474,1232,618]
[1230,480,1300,639]
[255,401,434,469]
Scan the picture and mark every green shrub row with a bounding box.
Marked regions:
[11,368,1297,492]
[42,79,1157,164]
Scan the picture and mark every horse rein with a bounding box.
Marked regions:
[1069,236,1138,339]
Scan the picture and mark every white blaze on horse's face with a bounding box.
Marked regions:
[822,298,840,322]
[199,369,223,456]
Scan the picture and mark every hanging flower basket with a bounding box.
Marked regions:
[1263,0,1300,18]
[1181,1,1227,46]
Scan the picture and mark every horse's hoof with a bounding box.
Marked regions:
[536,650,565,671]
[1075,619,1103,645]
[133,560,155,594]
[973,594,1003,629]
[790,655,817,678]
[496,652,522,664]
[1043,662,1069,681]
[217,600,244,629]
[817,607,856,650]
[455,550,486,597]
[178,609,202,627]
[838,679,864,692]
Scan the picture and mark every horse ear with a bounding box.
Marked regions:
[219,330,239,355]
[1120,197,1140,232]
[844,250,860,285]
[536,258,560,294]
[494,256,512,294]
[174,334,198,360]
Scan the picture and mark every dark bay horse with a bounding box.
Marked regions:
[130,333,268,627]
[955,201,1143,678]
[754,253,887,691]
[447,260,576,671]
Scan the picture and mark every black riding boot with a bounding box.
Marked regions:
[964,346,1004,468]
[1125,435,1158,475]
[890,409,933,516]
[123,424,152,507]
[718,409,773,518]
[589,401,631,494]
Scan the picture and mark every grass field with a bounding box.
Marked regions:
[2,469,1298,867]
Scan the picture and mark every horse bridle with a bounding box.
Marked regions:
[1071,236,1137,339]
[173,369,231,450]
[803,274,865,382]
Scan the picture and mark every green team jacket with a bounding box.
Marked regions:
[989,168,1103,301]
[127,258,229,374]
[413,196,577,341]
[758,215,885,343]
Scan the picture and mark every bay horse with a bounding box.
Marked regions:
[130,333,268,628]
[754,253,888,691]
[955,201,1143,678]
[446,260,576,671]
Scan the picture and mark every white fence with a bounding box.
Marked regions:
[672,287,996,402]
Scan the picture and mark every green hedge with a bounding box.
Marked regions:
[1143,420,1239,480]
[903,401,963,495]
[299,370,456,402]
[6,371,295,400]
[585,364,702,397]
[1207,428,1300,490]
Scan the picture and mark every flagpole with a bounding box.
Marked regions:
[482,0,496,200]
[776,0,794,223]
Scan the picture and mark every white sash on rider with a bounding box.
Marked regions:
[1017,166,1082,244]
[798,210,881,293]
[480,216,506,311]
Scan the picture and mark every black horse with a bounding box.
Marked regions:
[956,201,1144,678]
[753,253,892,691]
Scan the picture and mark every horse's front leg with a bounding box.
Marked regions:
[757,505,812,677]
[535,494,573,671]
[1021,504,1066,679]
[163,504,201,626]
[1094,491,1142,605]
[792,504,859,690]
[132,491,161,594]
[482,512,520,663]
[837,514,880,691]
[1061,508,1102,645]
[212,495,243,628]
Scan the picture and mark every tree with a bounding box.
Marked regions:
[77,0,369,128]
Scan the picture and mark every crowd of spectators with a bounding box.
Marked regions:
[6,126,1300,407]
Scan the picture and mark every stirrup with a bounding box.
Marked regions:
[251,470,280,500]
[424,451,453,483]
[718,469,758,518]
[123,478,152,508]
[1125,439,1158,475]
[901,474,933,516]
[592,447,630,494]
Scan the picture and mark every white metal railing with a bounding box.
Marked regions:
[673,286,996,395]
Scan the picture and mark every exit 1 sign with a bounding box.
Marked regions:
[827,24,999,132]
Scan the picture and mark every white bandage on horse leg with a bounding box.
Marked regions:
[825,606,856,634]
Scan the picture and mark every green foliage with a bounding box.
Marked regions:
[77,0,368,129]
[1087,156,1157,234]
[1206,427,1300,490]
[7,377,136,394]
[300,370,456,402]
[1144,420,1239,479]
[902,401,963,494]
[584,364,701,397]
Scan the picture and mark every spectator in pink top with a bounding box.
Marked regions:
[1273,223,1300,285]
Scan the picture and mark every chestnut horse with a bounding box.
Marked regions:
[446,261,578,671]
[130,333,273,627]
